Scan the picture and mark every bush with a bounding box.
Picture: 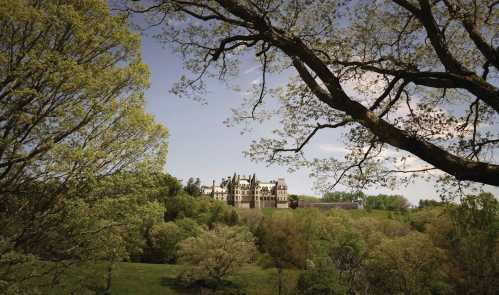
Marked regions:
[365,232,449,295]
[147,222,184,263]
[297,258,347,295]
[143,218,203,263]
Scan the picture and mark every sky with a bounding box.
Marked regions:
[138,30,499,205]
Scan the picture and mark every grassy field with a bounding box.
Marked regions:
[99,262,297,295]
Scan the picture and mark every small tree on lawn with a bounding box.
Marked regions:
[177,224,256,290]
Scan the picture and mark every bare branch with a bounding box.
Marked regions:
[369,77,402,111]
[272,120,351,157]
[251,45,269,118]
[329,140,377,189]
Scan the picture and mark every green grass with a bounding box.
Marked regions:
[109,263,184,295]
[228,265,299,295]
[82,262,297,294]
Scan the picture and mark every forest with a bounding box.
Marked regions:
[0,0,498,294]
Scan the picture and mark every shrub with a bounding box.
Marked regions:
[176,225,256,289]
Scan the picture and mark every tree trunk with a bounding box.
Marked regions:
[104,260,114,294]
[277,267,283,295]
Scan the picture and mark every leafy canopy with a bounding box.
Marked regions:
[0,0,168,292]
[122,0,499,193]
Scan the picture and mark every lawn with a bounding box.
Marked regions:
[100,262,297,294]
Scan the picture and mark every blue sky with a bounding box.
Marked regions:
[140,36,317,193]
[139,32,499,204]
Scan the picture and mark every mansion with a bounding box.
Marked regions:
[202,173,289,208]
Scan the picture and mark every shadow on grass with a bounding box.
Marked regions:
[160,276,246,295]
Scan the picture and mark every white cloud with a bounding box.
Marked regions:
[318,144,348,154]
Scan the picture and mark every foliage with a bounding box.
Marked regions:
[147,222,185,264]
[446,192,499,294]
[409,206,447,233]
[90,172,181,204]
[365,194,410,211]
[184,177,202,197]
[288,194,300,209]
[259,212,308,270]
[418,199,445,209]
[142,218,203,264]
[164,193,201,221]
[238,208,264,234]
[176,224,256,289]
[198,200,239,228]
[164,194,240,226]
[365,232,450,295]
[0,0,167,292]
[322,191,365,203]
[9,191,497,294]
[315,212,367,292]
[258,212,308,295]
[297,258,347,295]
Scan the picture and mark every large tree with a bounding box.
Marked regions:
[0,0,167,292]
[124,0,498,190]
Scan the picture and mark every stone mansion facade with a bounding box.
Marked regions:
[202,173,289,208]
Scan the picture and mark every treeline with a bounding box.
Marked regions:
[324,191,411,211]
[290,191,411,211]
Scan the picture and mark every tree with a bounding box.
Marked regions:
[238,208,264,233]
[365,194,410,211]
[289,194,299,209]
[157,173,183,198]
[0,0,167,292]
[317,213,368,293]
[176,224,256,290]
[446,192,499,294]
[123,0,499,190]
[418,199,445,209]
[322,191,366,203]
[297,258,347,295]
[184,177,202,197]
[365,232,450,295]
[146,220,202,263]
[199,199,240,228]
[259,213,307,295]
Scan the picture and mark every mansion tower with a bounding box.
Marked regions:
[202,173,289,209]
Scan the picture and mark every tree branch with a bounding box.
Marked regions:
[272,120,352,158]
